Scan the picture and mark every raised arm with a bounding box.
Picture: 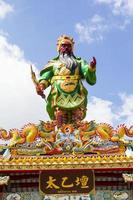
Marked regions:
[80,57,96,85]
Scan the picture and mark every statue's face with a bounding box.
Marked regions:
[59,43,72,54]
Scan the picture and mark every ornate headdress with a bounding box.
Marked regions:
[57,35,74,52]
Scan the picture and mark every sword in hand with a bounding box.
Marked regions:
[30,65,47,102]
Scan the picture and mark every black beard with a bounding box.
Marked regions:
[59,53,77,71]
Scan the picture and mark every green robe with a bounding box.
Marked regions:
[39,56,96,119]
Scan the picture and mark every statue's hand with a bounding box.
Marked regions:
[36,83,45,97]
[90,57,96,69]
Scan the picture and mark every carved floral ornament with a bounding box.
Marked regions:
[123,173,133,182]
[0,176,9,185]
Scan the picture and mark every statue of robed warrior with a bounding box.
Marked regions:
[32,35,96,126]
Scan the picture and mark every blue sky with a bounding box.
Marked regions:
[0,0,133,129]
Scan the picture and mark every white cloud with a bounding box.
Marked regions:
[0,0,13,19]
[75,14,109,44]
[0,34,49,130]
[85,94,133,127]
[96,0,133,17]
[85,96,118,125]
[118,93,133,126]
[76,1,133,44]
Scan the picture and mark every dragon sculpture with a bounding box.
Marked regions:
[0,122,133,155]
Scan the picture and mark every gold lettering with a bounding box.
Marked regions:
[61,177,74,188]
[75,175,89,188]
[46,176,60,189]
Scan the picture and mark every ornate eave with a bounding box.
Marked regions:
[0,154,133,171]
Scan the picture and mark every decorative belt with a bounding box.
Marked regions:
[51,75,80,81]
